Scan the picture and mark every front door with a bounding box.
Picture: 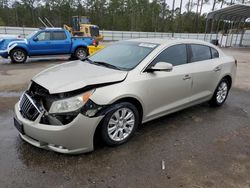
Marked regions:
[29,31,53,55]
[141,44,193,121]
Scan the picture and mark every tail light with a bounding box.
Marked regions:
[92,39,97,47]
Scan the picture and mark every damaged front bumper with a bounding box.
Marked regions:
[14,102,104,154]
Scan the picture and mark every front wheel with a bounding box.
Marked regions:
[209,78,230,107]
[74,47,87,60]
[101,102,139,146]
[10,49,27,63]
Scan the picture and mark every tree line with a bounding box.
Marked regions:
[0,0,249,33]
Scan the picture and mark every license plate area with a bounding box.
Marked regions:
[14,117,24,135]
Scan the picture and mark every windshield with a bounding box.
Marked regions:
[88,41,158,70]
[26,31,38,39]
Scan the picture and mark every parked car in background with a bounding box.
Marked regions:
[0,28,95,63]
[14,39,237,154]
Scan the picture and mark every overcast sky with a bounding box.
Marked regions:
[165,0,229,14]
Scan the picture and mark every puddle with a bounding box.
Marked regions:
[0,91,23,97]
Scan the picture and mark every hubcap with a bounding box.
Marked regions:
[107,108,135,142]
[76,49,86,60]
[13,51,25,62]
[216,81,228,103]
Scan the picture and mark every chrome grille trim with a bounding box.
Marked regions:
[19,92,41,121]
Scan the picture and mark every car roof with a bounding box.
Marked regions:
[39,27,64,31]
[125,37,224,56]
[126,38,213,46]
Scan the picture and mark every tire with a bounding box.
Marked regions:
[69,54,77,60]
[74,47,87,60]
[101,102,139,146]
[10,48,27,63]
[209,78,230,107]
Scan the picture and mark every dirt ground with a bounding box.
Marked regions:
[0,48,250,188]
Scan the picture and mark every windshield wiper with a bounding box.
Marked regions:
[92,61,121,70]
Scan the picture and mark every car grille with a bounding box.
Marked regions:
[19,93,41,121]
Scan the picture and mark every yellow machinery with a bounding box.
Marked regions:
[88,45,105,55]
[64,16,104,42]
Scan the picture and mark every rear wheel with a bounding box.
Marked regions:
[10,48,27,63]
[209,78,230,107]
[101,102,139,146]
[74,47,87,60]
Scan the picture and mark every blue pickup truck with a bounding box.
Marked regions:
[0,28,95,63]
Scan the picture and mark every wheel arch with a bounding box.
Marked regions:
[221,74,232,89]
[9,46,28,56]
[93,96,144,148]
[112,97,144,122]
[73,45,88,55]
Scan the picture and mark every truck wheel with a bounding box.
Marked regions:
[10,48,27,63]
[75,47,87,60]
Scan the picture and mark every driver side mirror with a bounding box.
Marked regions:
[146,62,173,72]
[33,37,38,41]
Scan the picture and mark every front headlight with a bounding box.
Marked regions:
[49,90,95,114]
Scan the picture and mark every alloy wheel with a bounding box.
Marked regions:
[13,50,25,63]
[216,81,228,104]
[76,49,87,60]
[107,108,135,142]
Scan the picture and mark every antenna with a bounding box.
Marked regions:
[38,17,48,27]
[45,17,54,27]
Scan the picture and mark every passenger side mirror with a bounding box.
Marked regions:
[147,62,173,72]
[33,37,38,41]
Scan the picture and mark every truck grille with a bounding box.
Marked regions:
[19,93,41,121]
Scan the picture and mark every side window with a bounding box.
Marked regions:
[211,47,219,58]
[190,44,211,62]
[52,31,67,40]
[151,44,187,66]
[36,31,51,41]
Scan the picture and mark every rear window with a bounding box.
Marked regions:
[52,31,67,40]
[190,44,211,62]
[90,26,100,37]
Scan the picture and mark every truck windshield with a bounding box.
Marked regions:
[88,41,158,70]
[26,31,38,39]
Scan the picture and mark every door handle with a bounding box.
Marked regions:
[214,66,221,72]
[183,74,191,80]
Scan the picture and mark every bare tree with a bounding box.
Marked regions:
[212,0,217,11]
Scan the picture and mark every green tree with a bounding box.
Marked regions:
[0,17,4,25]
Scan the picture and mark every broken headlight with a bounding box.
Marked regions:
[49,90,95,114]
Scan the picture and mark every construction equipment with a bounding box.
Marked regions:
[88,45,105,55]
[64,16,104,43]
[39,17,54,28]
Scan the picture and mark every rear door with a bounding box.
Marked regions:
[50,31,71,54]
[188,44,222,102]
[29,31,53,55]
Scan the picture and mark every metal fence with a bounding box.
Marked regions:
[0,26,250,47]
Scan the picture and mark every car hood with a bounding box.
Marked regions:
[0,38,27,51]
[32,60,128,94]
